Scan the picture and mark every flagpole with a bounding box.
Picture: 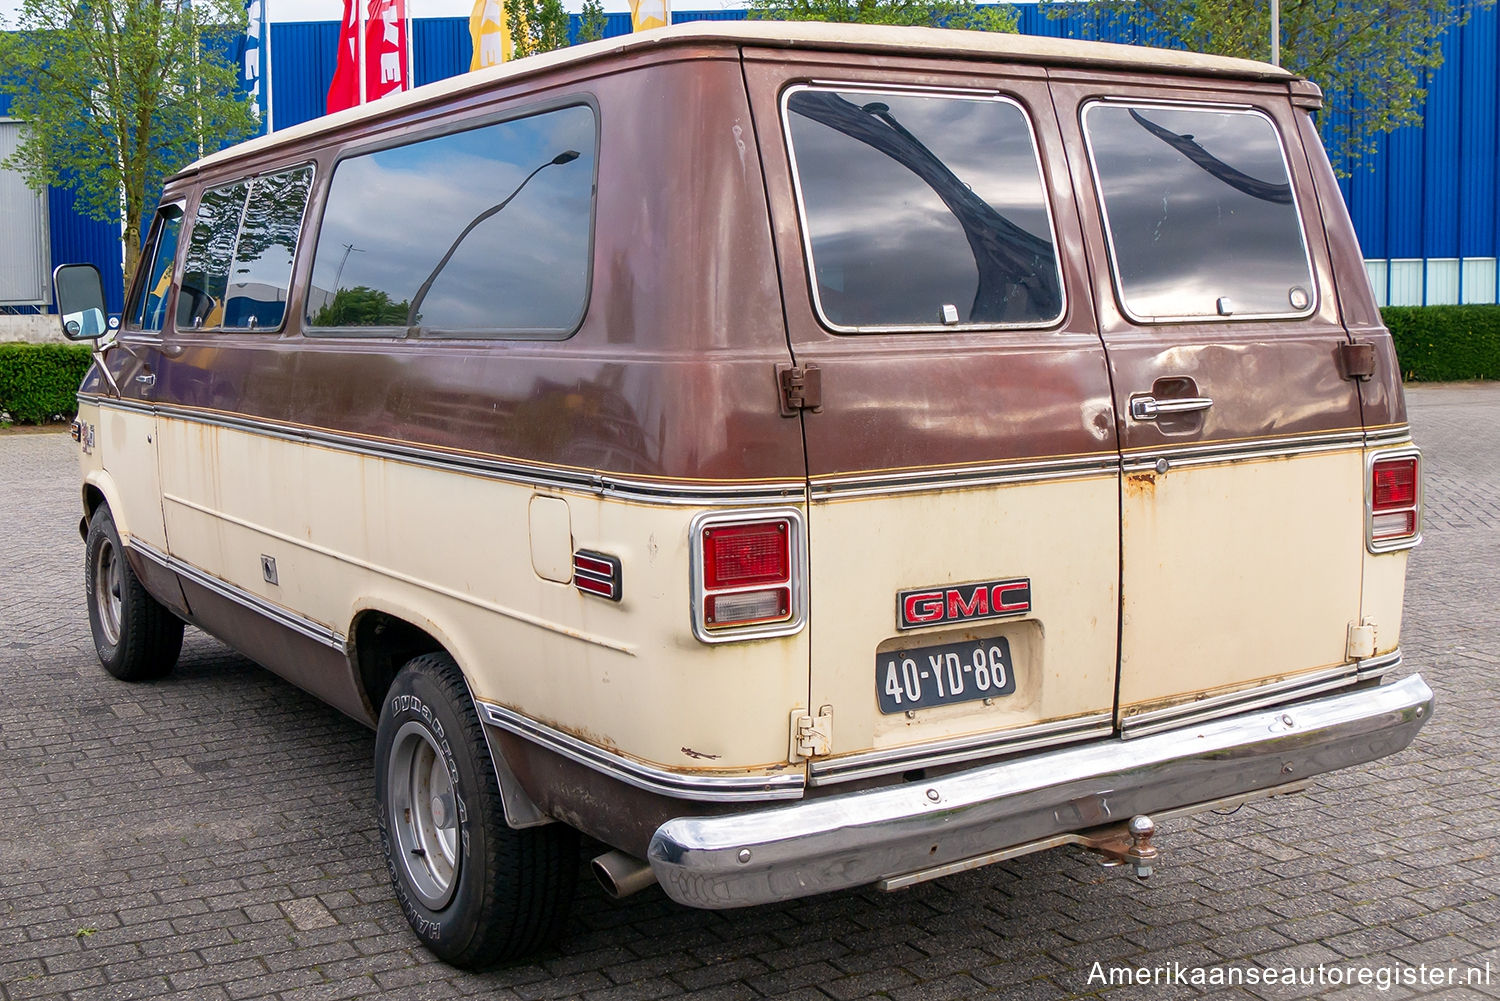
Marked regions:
[263,0,275,131]
[406,0,415,91]
[357,0,367,104]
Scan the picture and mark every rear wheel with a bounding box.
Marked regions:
[85,506,184,681]
[375,652,578,968]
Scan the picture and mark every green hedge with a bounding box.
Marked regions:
[1382,305,1500,382]
[0,343,94,425]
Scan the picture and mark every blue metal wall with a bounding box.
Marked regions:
[2,92,126,310]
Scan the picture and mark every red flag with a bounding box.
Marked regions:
[364,0,410,101]
[327,0,361,112]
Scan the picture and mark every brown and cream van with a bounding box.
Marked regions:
[54,21,1433,968]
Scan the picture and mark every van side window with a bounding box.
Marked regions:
[129,208,183,332]
[223,166,315,330]
[178,181,249,330]
[1083,103,1315,322]
[306,104,596,337]
[783,87,1063,332]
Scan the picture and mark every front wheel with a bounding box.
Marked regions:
[375,653,578,968]
[85,506,184,681]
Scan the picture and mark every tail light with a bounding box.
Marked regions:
[691,509,806,642]
[1367,449,1421,552]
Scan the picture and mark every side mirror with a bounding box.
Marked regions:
[53,264,109,341]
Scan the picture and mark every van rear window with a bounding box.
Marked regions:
[783,87,1063,332]
[1083,103,1315,322]
[306,104,596,337]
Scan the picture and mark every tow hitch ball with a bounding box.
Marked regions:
[1082,814,1159,880]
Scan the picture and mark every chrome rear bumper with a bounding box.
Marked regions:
[647,674,1433,908]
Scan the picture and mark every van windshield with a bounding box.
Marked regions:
[783,87,1063,332]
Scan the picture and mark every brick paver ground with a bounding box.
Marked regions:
[1,384,1496,1000]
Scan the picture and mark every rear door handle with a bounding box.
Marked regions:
[1130,395,1213,421]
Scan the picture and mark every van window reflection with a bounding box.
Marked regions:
[307,105,596,336]
[1084,103,1314,321]
[222,166,314,330]
[131,211,182,333]
[178,181,249,330]
[785,88,1063,330]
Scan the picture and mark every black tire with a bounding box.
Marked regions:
[375,652,578,968]
[85,506,184,681]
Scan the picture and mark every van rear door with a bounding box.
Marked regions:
[1049,74,1367,732]
[743,53,1123,786]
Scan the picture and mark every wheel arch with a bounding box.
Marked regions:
[348,601,553,830]
[348,603,451,719]
[79,473,122,541]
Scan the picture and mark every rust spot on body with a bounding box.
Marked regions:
[680,747,721,761]
[1125,472,1156,498]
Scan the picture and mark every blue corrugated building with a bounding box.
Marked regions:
[5,8,1499,310]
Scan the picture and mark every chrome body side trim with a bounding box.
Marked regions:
[809,712,1113,785]
[79,394,806,508]
[127,537,346,650]
[1118,653,1400,739]
[88,394,1378,505]
[810,454,1117,499]
[815,430,1369,500]
[477,700,807,802]
[1365,425,1413,448]
[647,675,1433,908]
[1353,649,1402,679]
[1120,429,1365,473]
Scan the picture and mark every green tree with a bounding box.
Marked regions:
[577,0,608,43]
[311,286,412,327]
[505,0,572,57]
[747,0,1017,32]
[1055,0,1483,167]
[0,0,258,296]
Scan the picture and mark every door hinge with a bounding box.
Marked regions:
[1338,341,1377,382]
[1347,620,1378,661]
[777,364,823,417]
[790,705,833,761]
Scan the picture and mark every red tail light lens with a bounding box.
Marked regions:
[703,521,790,589]
[1368,452,1421,550]
[1372,458,1417,510]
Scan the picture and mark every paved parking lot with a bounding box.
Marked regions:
[1,384,1497,1001]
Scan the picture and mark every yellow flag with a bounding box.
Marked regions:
[469,0,516,68]
[628,0,669,31]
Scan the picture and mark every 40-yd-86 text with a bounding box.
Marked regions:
[877,636,1017,714]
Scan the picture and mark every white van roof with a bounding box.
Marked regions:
[184,20,1292,176]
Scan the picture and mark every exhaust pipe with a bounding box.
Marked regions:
[592,849,658,899]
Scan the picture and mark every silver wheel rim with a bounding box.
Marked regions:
[94,536,123,647]
[388,721,461,910]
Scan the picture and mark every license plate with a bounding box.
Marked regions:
[877,636,1017,714]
